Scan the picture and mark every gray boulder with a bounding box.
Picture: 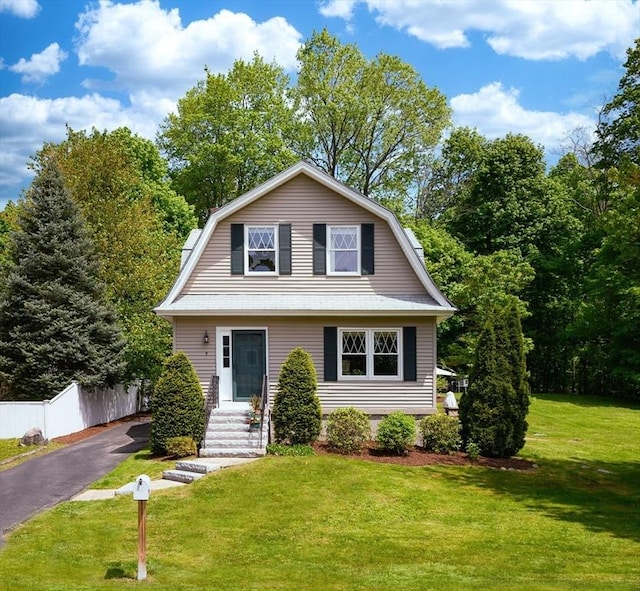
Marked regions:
[20,427,48,447]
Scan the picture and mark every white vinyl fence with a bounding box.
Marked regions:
[0,382,141,439]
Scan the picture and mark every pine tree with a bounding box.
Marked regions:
[0,158,125,400]
[459,301,530,458]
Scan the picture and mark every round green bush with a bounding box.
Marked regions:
[326,407,371,454]
[375,411,416,455]
[150,351,205,455]
[165,436,197,458]
[419,413,461,455]
[272,347,322,445]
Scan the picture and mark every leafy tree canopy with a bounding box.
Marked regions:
[157,54,300,224]
[595,38,639,168]
[157,32,451,220]
[295,29,451,201]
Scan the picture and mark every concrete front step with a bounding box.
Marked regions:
[162,469,206,484]
[209,414,252,425]
[204,428,265,439]
[199,447,266,458]
[175,459,221,474]
[203,437,263,448]
[202,409,269,458]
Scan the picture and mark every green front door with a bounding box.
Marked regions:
[232,330,266,401]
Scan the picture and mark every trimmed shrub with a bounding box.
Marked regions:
[150,352,205,455]
[376,411,416,455]
[266,444,315,456]
[166,436,197,458]
[419,413,461,455]
[272,348,322,445]
[326,407,371,454]
[466,441,481,460]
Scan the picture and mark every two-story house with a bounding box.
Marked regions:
[154,161,455,456]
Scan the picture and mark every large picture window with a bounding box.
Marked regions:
[246,226,277,273]
[328,226,359,274]
[339,328,401,379]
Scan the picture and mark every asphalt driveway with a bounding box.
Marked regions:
[0,418,149,546]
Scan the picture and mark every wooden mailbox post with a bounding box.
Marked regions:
[133,474,151,581]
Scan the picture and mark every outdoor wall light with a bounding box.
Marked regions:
[203,330,209,344]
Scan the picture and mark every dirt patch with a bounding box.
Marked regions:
[312,442,536,471]
[52,413,150,445]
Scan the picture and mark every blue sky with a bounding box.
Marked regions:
[1,0,638,209]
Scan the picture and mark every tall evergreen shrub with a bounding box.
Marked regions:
[272,347,322,444]
[0,159,125,400]
[500,299,530,452]
[459,300,529,458]
[150,351,204,455]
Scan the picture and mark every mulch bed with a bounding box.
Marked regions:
[312,442,536,470]
[52,413,149,445]
[50,416,535,471]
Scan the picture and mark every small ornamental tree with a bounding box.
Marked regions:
[272,347,322,445]
[459,301,529,458]
[0,158,125,400]
[150,352,205,455]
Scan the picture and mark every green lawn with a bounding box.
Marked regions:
[1,393,638,590]
[0,438,64,471]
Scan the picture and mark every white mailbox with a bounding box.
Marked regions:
[133,474,151,501]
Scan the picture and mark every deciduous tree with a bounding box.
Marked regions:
[157,55,300,223]
[295,30,451,202]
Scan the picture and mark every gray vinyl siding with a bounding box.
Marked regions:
[173,316,436,413]
[182,175,426,296]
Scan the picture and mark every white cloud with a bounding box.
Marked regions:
[450,82,596,155]
[0,2,305,206]
[319,0,358,19]
[0,0,40,18]
[8,43,68,84]
[342,0,638,60]
[0,92,157,203]
[75,1,302,101]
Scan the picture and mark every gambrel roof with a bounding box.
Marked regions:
[155,161,455,320]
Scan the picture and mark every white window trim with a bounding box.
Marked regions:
[338,328,402,381]
[245,225,278,275]
[327,225,360,276]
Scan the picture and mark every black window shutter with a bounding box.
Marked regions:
[403,327,417,382]
[361,223,374,275]
[231,224,244,275]
[279,224,292,275]
[313,224,326,275]
[324,326,338,381]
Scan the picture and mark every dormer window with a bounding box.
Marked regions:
[246,226,277,273]
[313,223,374,276]
[231,223,291,276]
[328,226,359,274]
